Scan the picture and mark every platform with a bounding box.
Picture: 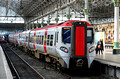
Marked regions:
[0,45,13,79]
[95,48,120,67]
[95,47,120,78]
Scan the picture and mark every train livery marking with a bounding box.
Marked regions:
[44,29,48,53]
[33,31,36,49]
[75,27,85,56]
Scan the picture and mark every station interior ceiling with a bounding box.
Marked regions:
[0,0,119,35]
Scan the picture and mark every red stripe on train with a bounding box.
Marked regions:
[33,31,36,49]
[44,29,48,53]
[24,32,26,46]
[75,27,85,56]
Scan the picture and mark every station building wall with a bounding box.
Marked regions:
[95,22,120,43]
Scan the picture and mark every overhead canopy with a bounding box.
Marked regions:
[0,0,117,24]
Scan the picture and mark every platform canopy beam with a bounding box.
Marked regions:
[83,0,89,21]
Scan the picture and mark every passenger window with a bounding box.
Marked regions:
[31,36,33,43]
[50,35,53,46]
[36,35,39,44]
[47,35,50,45]
[38,35,39,44]
[39,36,41,44]
[32,35,34,43]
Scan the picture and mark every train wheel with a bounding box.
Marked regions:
[24,48,27,53]
[45,56,51,63]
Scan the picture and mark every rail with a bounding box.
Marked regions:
[1,44,45,79]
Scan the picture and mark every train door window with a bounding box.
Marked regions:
[37,35,40,44]
[35,35,36,43]
[56,32,59,43]
[39,35,41,44]
[29,33,32,42]
[47,35,50,46]
[30,36,32,42]
[50,35,53,46]
[29,37,31,42]
[30,34,34,43]
[42,35,44,45]
[25,35,27,42]
[26,36,28,42]
[36,35,38,44]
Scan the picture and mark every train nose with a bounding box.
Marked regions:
[76,59,84,67]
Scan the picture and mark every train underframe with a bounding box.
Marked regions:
[15,45,88,70]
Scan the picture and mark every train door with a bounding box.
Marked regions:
[71,22,87,57]
[55,28,59,50]
[46,28,56,56]
[55,27,60,56]
[70,22,88,68]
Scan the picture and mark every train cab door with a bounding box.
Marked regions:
[71,22,87,57]
[71,22,88,67]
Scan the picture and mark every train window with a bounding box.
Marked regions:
[32,37,33,43]
[47,35,50,45]
[36,35,39,44]
[50,35,53,46]
[87,28,93,43]
[26,36,28,42]
[56,32,59,43]
[62,27,71,43]
[30,36,32,42]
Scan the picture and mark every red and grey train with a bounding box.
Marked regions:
[8,20,96,69]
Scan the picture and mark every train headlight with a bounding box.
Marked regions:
[89,46,95,53]
[60,46,68,53]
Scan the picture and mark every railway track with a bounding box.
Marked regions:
[1,44,45,79]
[2,43,106,79]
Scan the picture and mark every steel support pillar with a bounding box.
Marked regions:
[41,18,44,27]
[112,0,120,48]
[66,6,71,20]
[47,15,50,26]
[83,0,89,21]
[36,20,38,29]
[112,0,120,54]
[114,7,119,48]
[55,11,59,23]
[32,22,34,29]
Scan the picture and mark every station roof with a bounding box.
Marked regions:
[0,0,116,24]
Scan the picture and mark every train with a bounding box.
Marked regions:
[8,20,96,70]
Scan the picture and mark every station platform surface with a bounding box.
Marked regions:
[95,48,120,67]
[0,45,13,79]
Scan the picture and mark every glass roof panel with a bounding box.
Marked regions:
[0,6,24,23]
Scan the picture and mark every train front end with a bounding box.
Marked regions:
[69,21,95,69]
